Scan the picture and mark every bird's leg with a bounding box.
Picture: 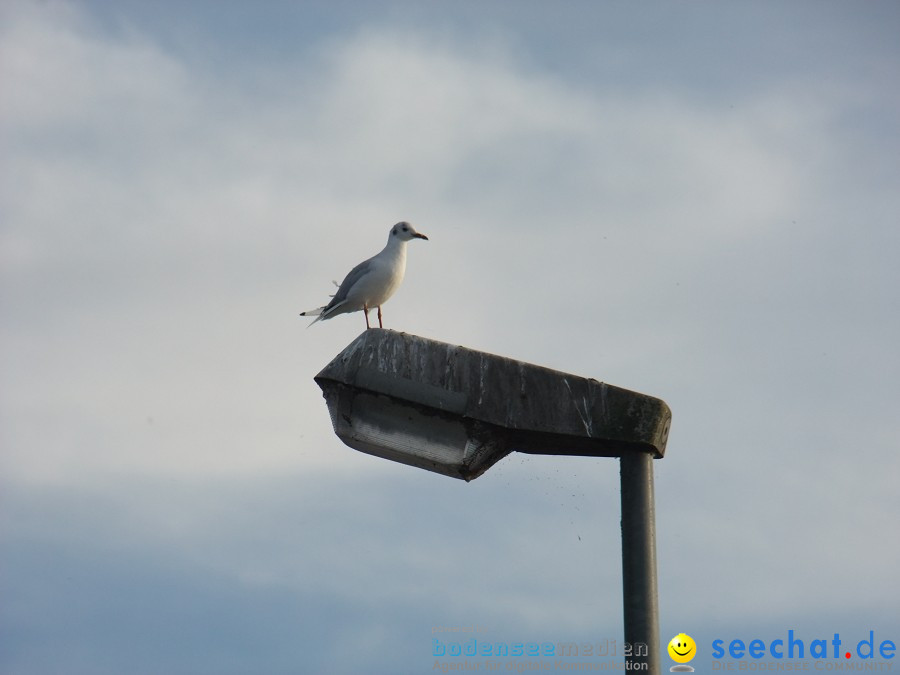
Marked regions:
[364,304,370,329]
[377,306,383,328]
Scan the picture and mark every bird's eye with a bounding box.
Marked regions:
[402,225,408,231]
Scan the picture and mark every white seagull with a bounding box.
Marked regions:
[300,221,429,329]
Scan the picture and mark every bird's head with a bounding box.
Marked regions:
[390,221,428,242]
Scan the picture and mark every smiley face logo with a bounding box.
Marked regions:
[668,633,696,664]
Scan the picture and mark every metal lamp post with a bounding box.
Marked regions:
[315,329,671,674]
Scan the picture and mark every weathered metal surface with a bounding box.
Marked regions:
[315,329,671,477]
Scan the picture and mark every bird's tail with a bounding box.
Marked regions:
[299,283,343,328]
[299,307,326,328]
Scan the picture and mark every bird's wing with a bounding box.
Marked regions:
[322,256,377,315]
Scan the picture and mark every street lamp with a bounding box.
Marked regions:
[315,329,672,674]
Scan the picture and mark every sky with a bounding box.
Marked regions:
[1,0,899,673]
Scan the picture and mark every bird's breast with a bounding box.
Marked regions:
[350,253,407,306]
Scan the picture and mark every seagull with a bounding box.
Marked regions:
[300,221,429,329]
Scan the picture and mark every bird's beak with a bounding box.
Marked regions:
[415,232,429,240]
